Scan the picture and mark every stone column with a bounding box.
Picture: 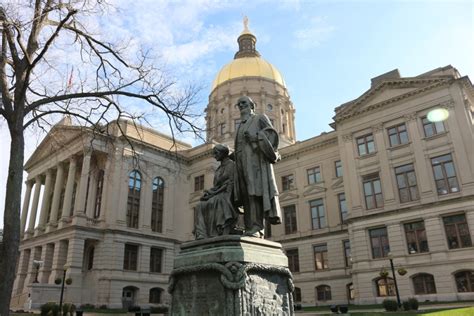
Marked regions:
[74,151,92,216]
[20,181,34,236]
[61,157,77,223]
[85,169,98,218]
[49,240,68,284]
[27,176,42,233]
[38,243,55,283]
[47,163,65,231]
[99,157,112,223]
[65,237,85,300]
[37,169,54,230]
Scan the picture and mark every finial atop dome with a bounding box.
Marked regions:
[243,15,249,32]
[235,16,260,59]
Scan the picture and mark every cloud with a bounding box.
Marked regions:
[293,16,334,50]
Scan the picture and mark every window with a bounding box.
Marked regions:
[220,123,226,136]
[443,214,472,249]
[357,134,375,156]
[347,283,354,300]
[293,287,302,302]
[123,244,138,271]
[404,221,429,254]
[281,174,294,191]
[266,104,273,111]
[127,170,141,228]
[307,167,322,184]
[376,277,396,297]
[282,123,286,134]
[335,160,343,178]
[363,174,383,209]
[284,205,297,234]
[316,285,331,301]
[455,271,474,292]
[343,240,351,267]
[387,123,409,147]
[151,177,164,233]
[422,116,445,137]
[431,154,459,195]
[313,244,328,270]
[369,227,390,259]
[150,247,163,273]
[395,164,419,203]
[149,288,162,304]
[286,249,300,273]
[338,193,348,222]
[413,274,437,294]
[87,247,94,270]
[194,175,204,192]
[310,199,326,229]
[94,170,104,218]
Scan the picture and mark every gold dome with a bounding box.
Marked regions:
[211,56,286,91]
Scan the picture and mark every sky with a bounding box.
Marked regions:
[0,0,473,228]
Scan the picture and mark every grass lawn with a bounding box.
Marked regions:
[299,307,474,316]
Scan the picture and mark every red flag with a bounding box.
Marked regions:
[67,67,74,89]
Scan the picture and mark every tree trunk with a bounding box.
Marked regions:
[0,126,24,316]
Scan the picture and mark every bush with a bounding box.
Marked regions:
[403,300,411,311]
[79,303,95,310]
[40,302,59,316]
[150,305,169,314]
[62,303,76,316]
[382,299,398,311]
[99,304,108,309]
[128,305,141,312]
[54,278,62,285]
[408,297,419,310]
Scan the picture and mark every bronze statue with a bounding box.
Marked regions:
[233,96,282,237]
[195,144,239,239]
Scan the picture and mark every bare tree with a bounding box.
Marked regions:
[0,1,202,313]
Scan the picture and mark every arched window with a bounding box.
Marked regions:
[316,285,331,301]
[127,170,141,228]
[87,247,95,270]
[151,177,164,233]
[149,287,163,304]
[293,287,302,302]
[376,277,396,297]
[455,271,474,293]
[347,283,354,300]
[412,273,436,294]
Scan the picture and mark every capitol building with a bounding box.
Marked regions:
[11,25,474,310]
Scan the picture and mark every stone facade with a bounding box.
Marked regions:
[10,27,474,311]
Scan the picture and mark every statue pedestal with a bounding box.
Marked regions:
[169,236,294,315]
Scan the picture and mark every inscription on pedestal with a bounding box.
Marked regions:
[171,271,226,315]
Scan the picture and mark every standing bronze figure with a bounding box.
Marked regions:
[234,96,282,237]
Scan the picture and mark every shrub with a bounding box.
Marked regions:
[62,303,76,316]
[99,304,108,309]
[408,297,419,310]
[382,299,398,311]
[40,302,59,316]
[65,277,73,285]
[80,303,95,310]
[403,300,411,311]
[54,278,62,285]
[150,305,169,314]
[128,305,141,312]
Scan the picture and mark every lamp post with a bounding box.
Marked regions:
[387,252,401,309]
[32,260,44,283]
[59,265,68,316]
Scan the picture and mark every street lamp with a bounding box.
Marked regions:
[32,260,44,283]
[387,252,401,309]
[59,264,69,316]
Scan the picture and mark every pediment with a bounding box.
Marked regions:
[336,77,452,120]
[303,185,327,197]
[331,177,344,190]
[279,191,299,202]
[25,126,83,169]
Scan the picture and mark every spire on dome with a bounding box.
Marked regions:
[234,16,260,59]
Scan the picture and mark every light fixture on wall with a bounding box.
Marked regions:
[426,108,449,122]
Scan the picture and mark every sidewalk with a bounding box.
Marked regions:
[295,302,474,315]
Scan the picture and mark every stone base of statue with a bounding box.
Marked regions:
[168,235,294,315]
